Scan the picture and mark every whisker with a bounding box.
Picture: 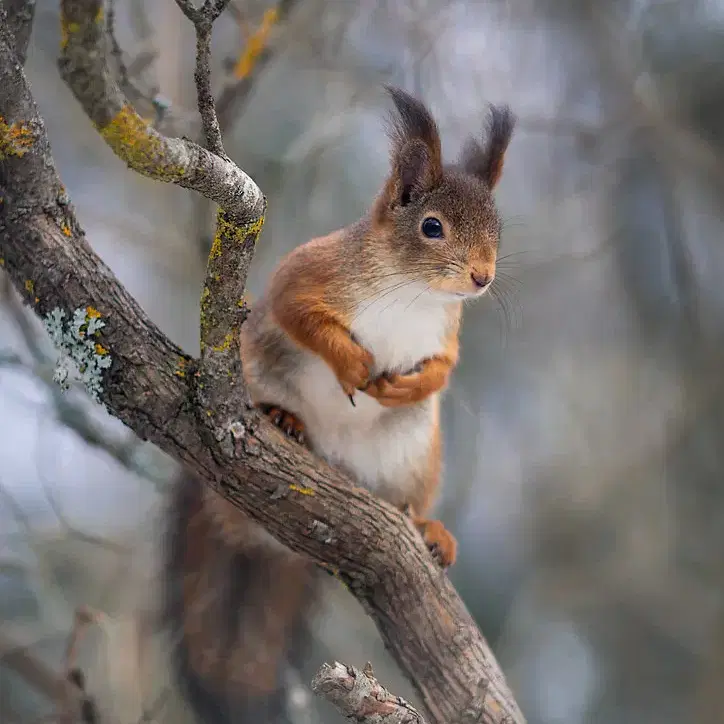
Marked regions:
[493,271,523,290]
[489,282,523,344]
[351,275,434,323]
[496,250,537,262]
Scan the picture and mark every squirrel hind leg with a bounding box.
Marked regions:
[259,404,306,445]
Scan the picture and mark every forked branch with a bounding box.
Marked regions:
[0,3,525,722]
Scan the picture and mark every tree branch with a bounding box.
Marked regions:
[0,4,525,723]
[173,0,231,157]
[312,662,428,724]
[216,0,297,126]
[2,0,36,65]
[58,0,263,224]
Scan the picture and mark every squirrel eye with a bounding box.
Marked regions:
[421,217,443,239]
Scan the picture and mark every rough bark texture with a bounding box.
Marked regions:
[0,3,526,723]
[3,0,36,63]
[312,662,428,724]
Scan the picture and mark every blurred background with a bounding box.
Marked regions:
[2,0,724,722]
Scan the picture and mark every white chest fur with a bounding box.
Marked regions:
[349,281,451,376]
[293,281,450,491]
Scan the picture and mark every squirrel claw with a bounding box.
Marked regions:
[260,405,306,446]
[413,517,457,569]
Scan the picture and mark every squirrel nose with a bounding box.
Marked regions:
[470,271,493,289]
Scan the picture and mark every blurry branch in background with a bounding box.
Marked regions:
[0,1,525,722]
[193,0,300,255]
[216,0,298,126]
[0,608,101,724]
[0,276,173,492]
[583,4,724,198]
[105,0,197,135]
[312,662,428,724]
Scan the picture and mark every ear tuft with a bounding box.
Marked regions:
[382,85,443,205]
[460,104,516,189]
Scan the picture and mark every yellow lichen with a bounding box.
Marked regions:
[60,6,103,50]
[237,297,246,307]
[86,306,102,319]
[24,279,34,294]
[209,233,223,260]
[289,483,315,496]
[174,357,187,378]
[0,116,34,159]
[94,343,109,355]
[98,105,186,181]
[0,258,4,266]
[61,223,72,237]
[234,7,279,79]
[211,330,236,353]
[212,209,265,252]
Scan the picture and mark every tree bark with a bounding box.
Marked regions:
[0,3,525,723]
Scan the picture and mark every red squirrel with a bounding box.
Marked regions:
[239,85,515,567]
[165,86,515,724]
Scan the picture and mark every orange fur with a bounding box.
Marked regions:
[364,318,460,407]
[167,86,515,724]
[268,234,374,396]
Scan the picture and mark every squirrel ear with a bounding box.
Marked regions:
[383,85,443,206]
[460,105,516,189]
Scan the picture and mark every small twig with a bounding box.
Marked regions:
[58,606,100,724]
[216,0,297,128]
[106,0,130,93]
[173,0,231,156]
[312,661,428,724]
[0,631,69,703]
[193,0,295,254]
[0,6,526,722]
[62,606,98,679]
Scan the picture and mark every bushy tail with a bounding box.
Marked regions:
[163,471,320,724]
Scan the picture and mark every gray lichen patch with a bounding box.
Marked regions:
[43,305,112,402]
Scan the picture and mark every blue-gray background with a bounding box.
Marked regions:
[2,1,724,722]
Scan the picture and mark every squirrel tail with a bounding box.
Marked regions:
[162,470,320,724]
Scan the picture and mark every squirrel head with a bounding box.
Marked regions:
[370,85,515,300]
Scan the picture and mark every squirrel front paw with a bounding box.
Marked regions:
[413,517,457,568]
[329,336,374,397]
[260,405,306,445]
[363,371,425,407]
[363,357,450,407]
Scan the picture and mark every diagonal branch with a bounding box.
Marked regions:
[0,5,525,724]
[59,0,261,435]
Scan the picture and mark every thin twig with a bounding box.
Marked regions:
[173,0,231,156]
[216,0,297,128]
[58,607,99,724]
[312,661,428,724]
[0,7,526,722]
